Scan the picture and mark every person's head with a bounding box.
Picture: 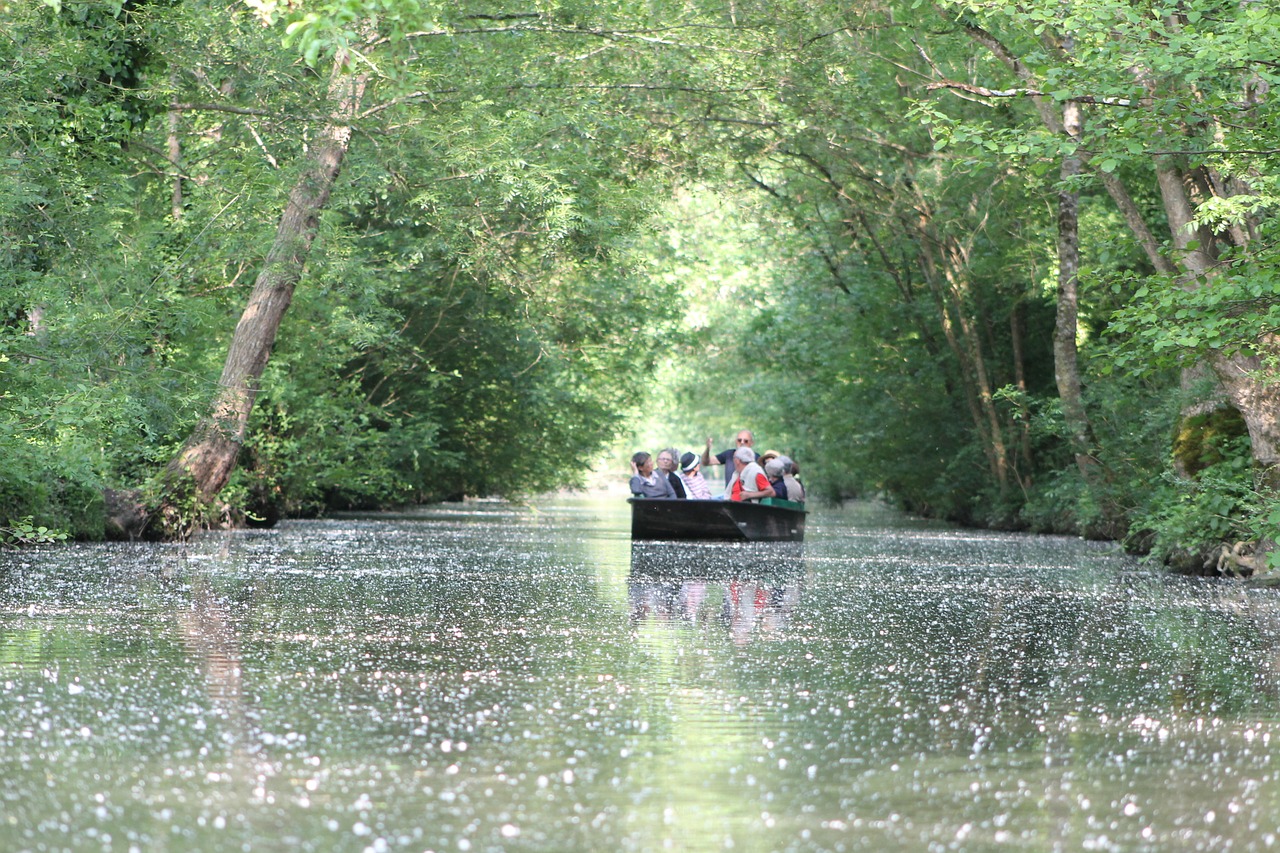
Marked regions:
[657,448,679,473]
[760,450,780,466]
[679,451,700,473]
[735,430,754,448]
[632,451,653,475]
[733,446,755,467]
[764,458,786,481]
[778,455,795,475]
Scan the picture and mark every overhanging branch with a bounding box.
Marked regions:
[925,79,1132,107]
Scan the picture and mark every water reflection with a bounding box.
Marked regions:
[170,569,280,807]
[4,499,1280,851]
[628,543,806,644]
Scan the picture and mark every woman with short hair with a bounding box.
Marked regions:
[629,452,677,499]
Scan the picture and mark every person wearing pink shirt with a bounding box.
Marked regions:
[677,451,712,499]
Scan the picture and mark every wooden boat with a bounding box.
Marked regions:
[628,497,807,542]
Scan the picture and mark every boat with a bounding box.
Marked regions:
[628,497,807,542]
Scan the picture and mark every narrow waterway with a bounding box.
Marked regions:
[2,497,1279,851]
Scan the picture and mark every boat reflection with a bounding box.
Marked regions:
[628,541,806,644]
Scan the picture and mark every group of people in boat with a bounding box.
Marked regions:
[629,429,805,504]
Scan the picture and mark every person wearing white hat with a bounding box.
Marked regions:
[677,451,712,499]
[763,456,789,500]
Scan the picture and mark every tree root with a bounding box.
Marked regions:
[1213,540,1266,577]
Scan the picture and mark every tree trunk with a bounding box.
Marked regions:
[1211,347,1280,493]
[168,89,183,221]
[165,62,369,510]
[916,219,1010,496]
[1153,157,1280,492]
[1010,300,1033,477]
[945,265,1010,496]
[1054,100,1097,482]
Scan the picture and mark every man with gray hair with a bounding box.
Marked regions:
[728,445,774,503]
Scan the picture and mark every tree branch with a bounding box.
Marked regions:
[169,102,273,117]
[801,22,904,49]
[925,79,1132,107]
[392,22,765,57]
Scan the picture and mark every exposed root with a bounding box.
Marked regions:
[1213,540,1266,577]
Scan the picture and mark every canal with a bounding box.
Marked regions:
[2,497,1279,851]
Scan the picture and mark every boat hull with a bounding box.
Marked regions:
[629,498,806,542]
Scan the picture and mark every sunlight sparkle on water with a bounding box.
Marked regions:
[1,498,1279,850]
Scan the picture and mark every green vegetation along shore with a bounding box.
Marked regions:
[3,0,1279,574]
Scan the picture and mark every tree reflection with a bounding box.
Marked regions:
[168,561,275,802]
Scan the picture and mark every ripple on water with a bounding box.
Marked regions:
[1,497,1279,851]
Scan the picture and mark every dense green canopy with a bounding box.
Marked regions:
[3,0,1279,571]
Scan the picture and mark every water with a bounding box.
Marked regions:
[2,497,1279,851]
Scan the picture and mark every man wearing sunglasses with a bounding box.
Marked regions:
[701,430,759,490]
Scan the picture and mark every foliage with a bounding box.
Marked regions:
[659,0,1279,566]
[1,0,711,535]
[622,188,794,464]
[1108,246,1280,372]
[1,0,1278,568]
[0,517,69,549]
[1132,435,1260,565]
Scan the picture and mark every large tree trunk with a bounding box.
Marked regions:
[165,62,369,512]
[1211,347,1280,492]
[1154,158,1280,492]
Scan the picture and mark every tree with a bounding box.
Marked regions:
[5,0,728,534]
[150,0,762,527]
[741,2,1059,517]
[923,0,1280,555]
[165,53,370,515]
